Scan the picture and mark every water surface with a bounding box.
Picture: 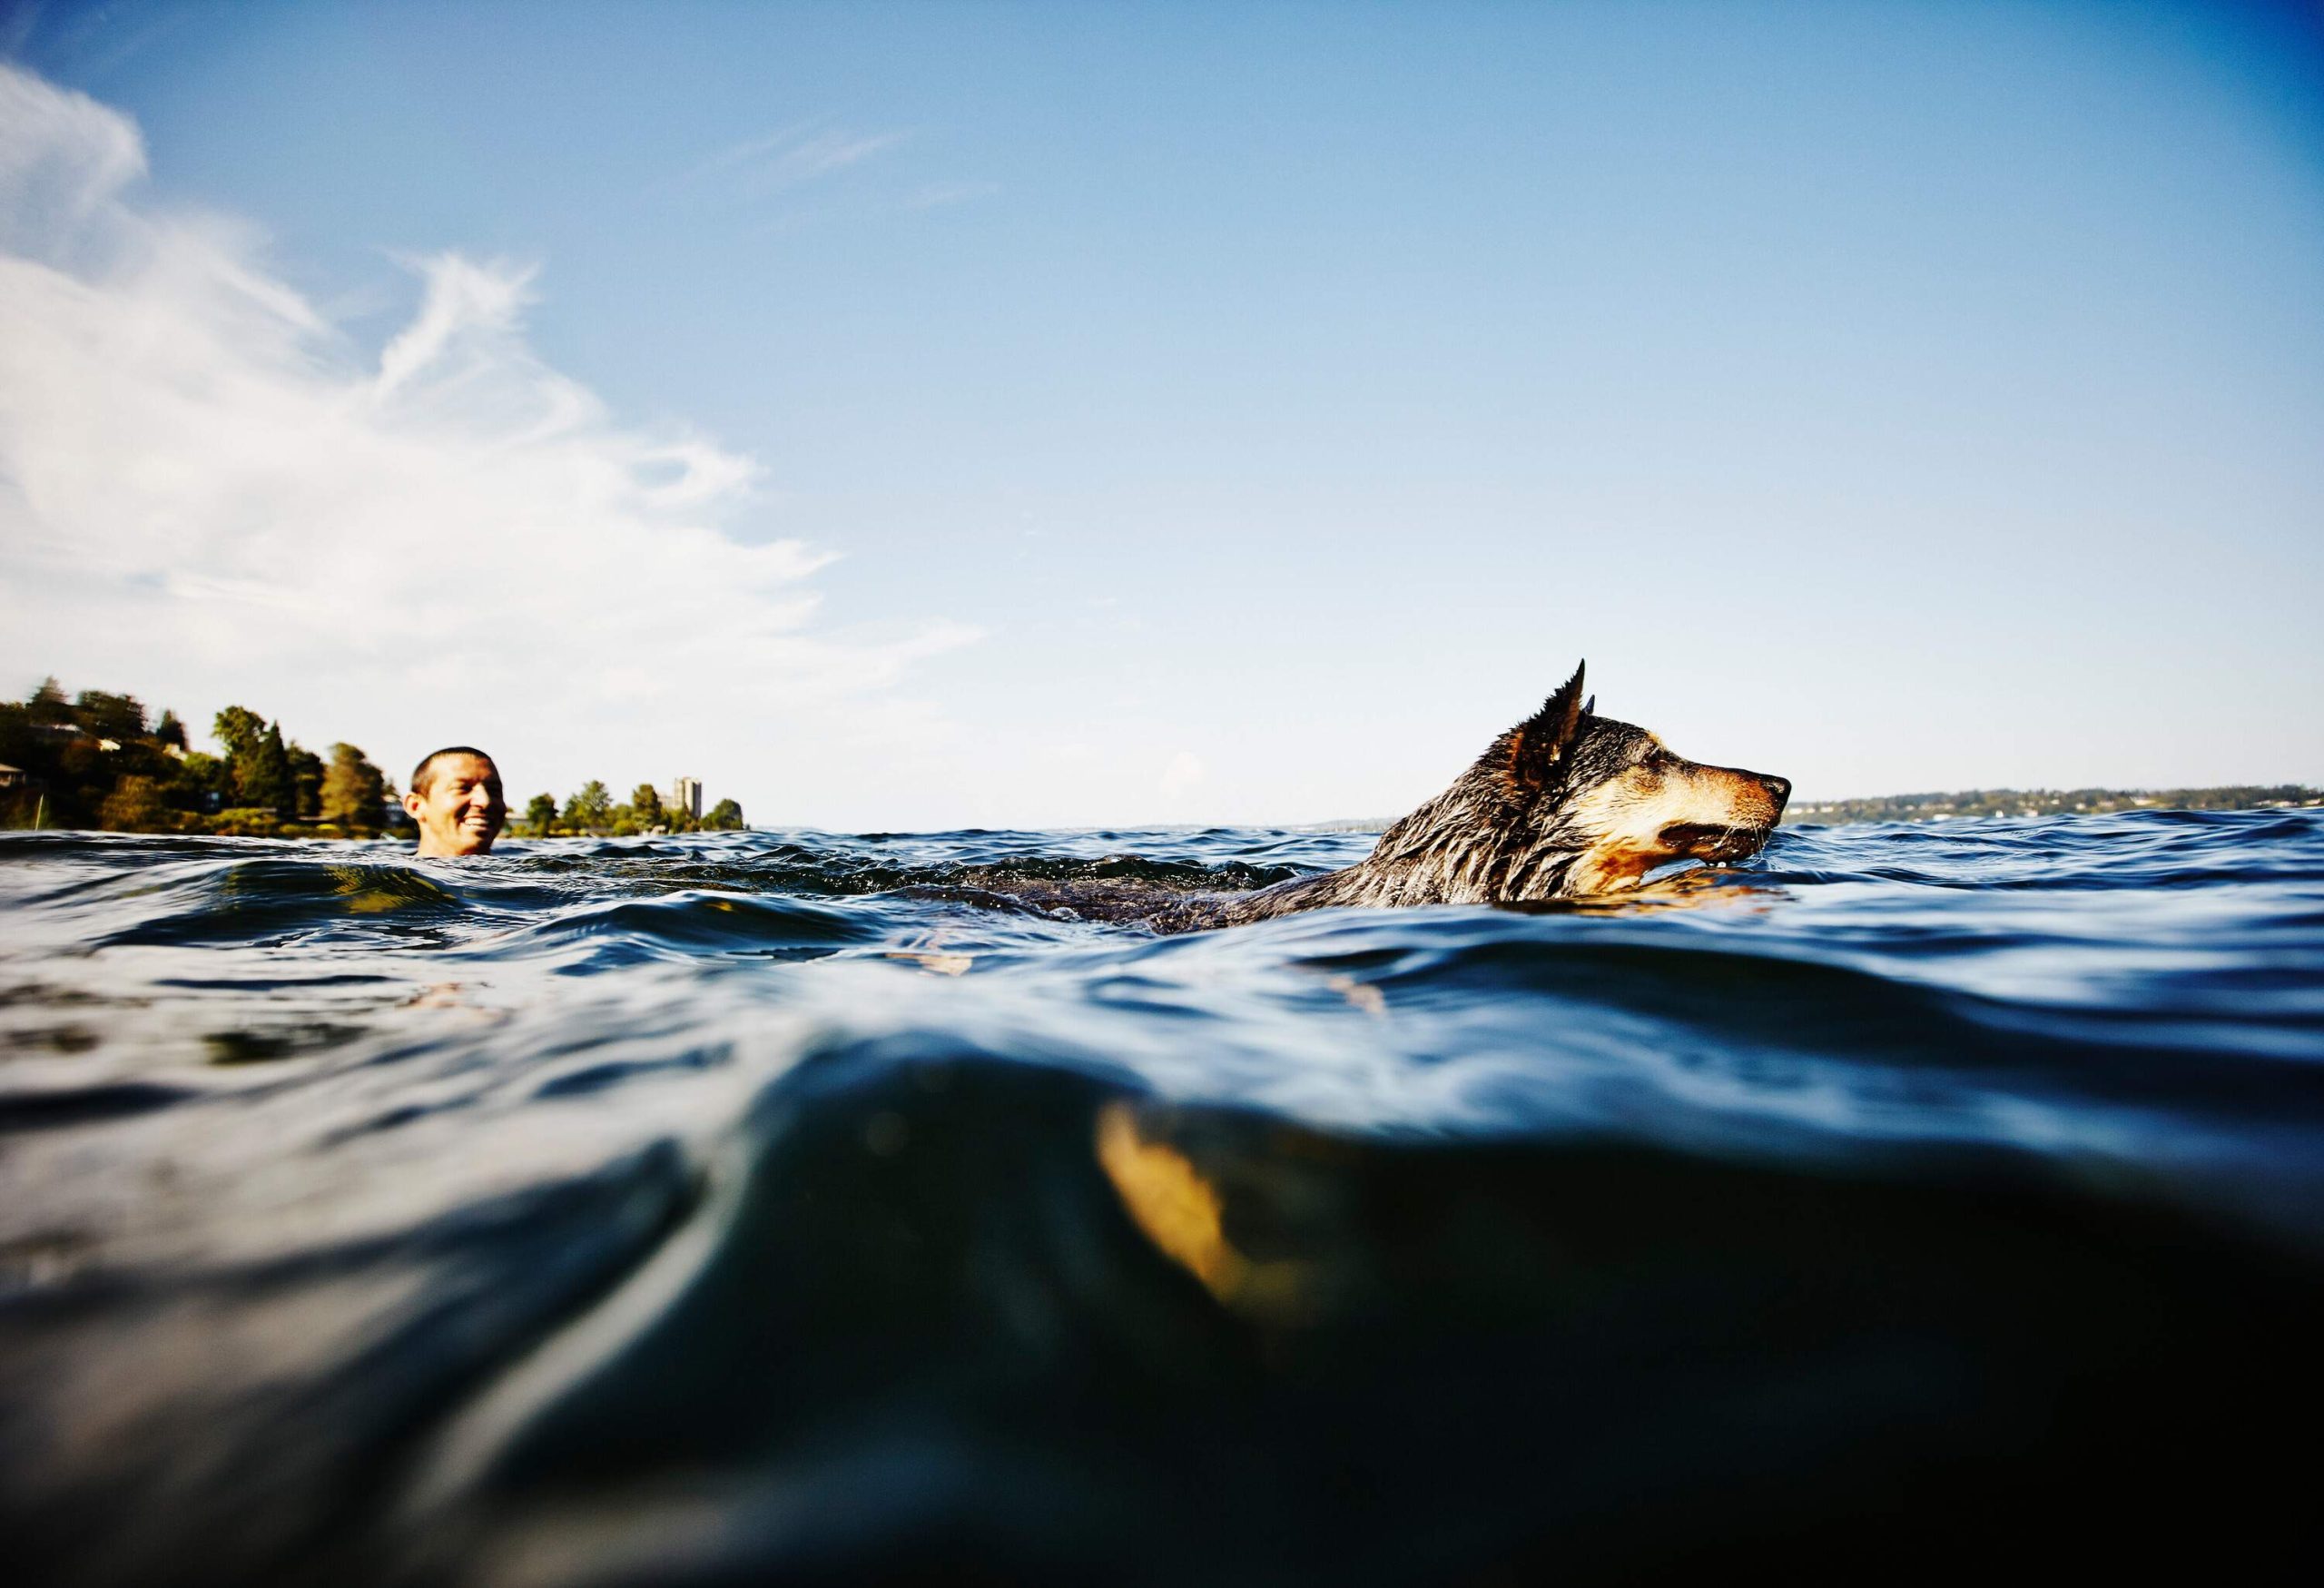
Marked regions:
[5,813,2321,1583]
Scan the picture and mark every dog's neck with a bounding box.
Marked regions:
[1223,745,1590,923]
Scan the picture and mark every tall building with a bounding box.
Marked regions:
[672,776,704,822]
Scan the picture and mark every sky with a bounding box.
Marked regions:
[2,1,2320,829]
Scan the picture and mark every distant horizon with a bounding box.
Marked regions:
[5,5,2320,827]
[1281,780,2324,835]
[5,665,2320,834]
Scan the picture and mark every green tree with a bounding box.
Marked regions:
[172,751,230,813]
[99,775,173,833]
[630,783,664,824]
[211,806,282,837]
[74,690,148,742]
[234,721,291,812]
[320,744,388,833]
[27,676,73,725]
[704,797,745,831]
[287,742,324,819]
[0,699,34,826]
[153,709,187,752]
[213,705,267,764]
[564,780,612,829]
[523,793,557,835]
[51,734,113,827]
[214,705,271,809]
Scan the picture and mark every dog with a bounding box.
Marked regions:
[970,662,1788,933]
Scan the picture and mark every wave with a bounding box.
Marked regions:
[3,811,2321,1583]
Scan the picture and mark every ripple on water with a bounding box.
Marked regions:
[2,812,2321,1584]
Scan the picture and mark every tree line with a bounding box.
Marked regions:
[517,782,743,837]
[1782,785,2323,825]
[2,676,745,838]
[1,677,396,837]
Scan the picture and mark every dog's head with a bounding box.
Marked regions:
[1491,662,1789,896]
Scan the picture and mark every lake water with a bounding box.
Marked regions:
[5,812,2321,1583]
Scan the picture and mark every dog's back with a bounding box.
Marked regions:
[958,663,1787,934]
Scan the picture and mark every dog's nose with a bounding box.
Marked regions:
[1763,774,1791,810]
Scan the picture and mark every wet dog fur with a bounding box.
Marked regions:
[979,662,1788,934]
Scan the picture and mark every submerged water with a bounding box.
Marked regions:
[4,812,2322,1583]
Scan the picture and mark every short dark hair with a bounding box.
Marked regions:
[410,745,497,796]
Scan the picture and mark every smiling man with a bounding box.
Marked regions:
[403,746,507,857]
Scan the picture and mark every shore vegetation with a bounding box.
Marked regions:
[1,676,397,838]
[2,676,746,839]
[1781,786,2323,825]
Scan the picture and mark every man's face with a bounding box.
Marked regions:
[405,754,506,857]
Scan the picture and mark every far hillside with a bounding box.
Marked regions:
[1298,785,2321,833]
[1782,786,2322,826]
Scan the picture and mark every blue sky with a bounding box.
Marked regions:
[4,2,2320,827]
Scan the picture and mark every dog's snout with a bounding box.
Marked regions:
[1762,774,1791,812]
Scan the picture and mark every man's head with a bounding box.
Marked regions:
[403,747,506,857]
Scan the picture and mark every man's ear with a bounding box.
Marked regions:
[402,789,425,820]
[1506,661,1590,794]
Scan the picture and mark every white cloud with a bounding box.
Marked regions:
[0,64,976,824]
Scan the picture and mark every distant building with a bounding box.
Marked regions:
[672,776,704,822]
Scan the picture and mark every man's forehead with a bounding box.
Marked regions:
[437,755,498,782]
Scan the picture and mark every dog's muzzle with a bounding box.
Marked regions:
[1657,822,1775,862]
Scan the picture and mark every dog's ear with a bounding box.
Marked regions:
[1506,661,1590,794]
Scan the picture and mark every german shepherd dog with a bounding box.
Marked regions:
[977,662,1789,933]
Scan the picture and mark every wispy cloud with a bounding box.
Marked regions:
[902,180,1000,212]
[0,64,976,821]
[681,123,909,200]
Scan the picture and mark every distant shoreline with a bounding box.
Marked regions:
[9,790,2320,843]
[1777,785,2322,826]
[1294,785,2323,833]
